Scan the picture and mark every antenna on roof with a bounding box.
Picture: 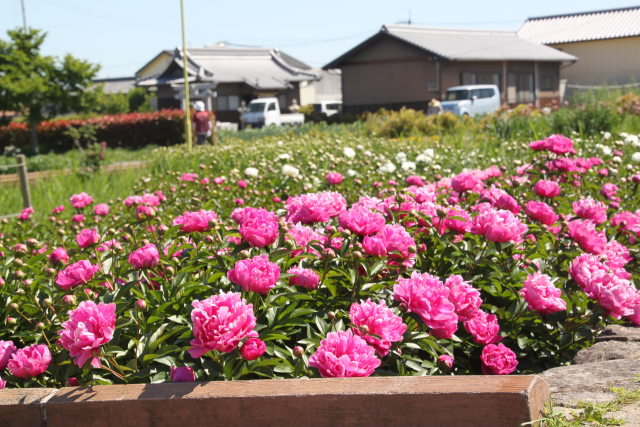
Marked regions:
[396,9,412,25]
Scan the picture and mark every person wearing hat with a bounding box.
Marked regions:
[192,101,214,145]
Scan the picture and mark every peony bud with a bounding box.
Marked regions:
[8,303,19,311]
[293,346,304,357]
[66,377,79,387]
[135,299,147,311]
[6,317,16,326]
[327,311,336,321]
[62,295,77,305]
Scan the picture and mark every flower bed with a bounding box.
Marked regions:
[0,131,639,388]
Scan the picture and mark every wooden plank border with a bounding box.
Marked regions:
[0,375,550,426]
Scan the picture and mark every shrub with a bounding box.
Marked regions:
[0,110,184,153]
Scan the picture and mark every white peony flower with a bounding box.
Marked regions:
[625,134,640,148]
[281,164,300,177]
[378,161,396,173]
[244,167,259,177]
[632,152,640,163]
[347,169,357,177]
[395,152,407,162]
[343,147,356,158]
[603,131,611,140]
[278,153,291,160]
[401,161,416,171]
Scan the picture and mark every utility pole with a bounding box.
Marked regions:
[20,0,28,31]
[180,0,193,152]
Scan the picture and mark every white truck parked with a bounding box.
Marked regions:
[241,98,305,128]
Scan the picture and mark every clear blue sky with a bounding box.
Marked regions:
[1,0,637,78]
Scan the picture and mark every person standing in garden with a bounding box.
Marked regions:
[192,101,214,145]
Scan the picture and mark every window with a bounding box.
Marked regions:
[461,72,500,87]
[507,72,535,103]
[479,88,494,98]
[445,90,470,101]
[217,96,228,111]
[268,103,276,111]
[228,95,240,111]
[540,75,556,91]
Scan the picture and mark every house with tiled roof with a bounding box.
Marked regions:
[518,6,640,90]
[135,46,318,122]
[324,25,575,113]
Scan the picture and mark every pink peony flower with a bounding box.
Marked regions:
[309,330,381,377]
[0,340,17,370]
[338,206,386,236]
[128,244,160,269]
[18,207,34,220]
[463,311,501,345]
[520,272,566,315]
[52,205,65,214]
[238,208,279,247]
[170,366,195,382]
[444,275,482,322]
[76,228,100,248]
[362,224,416,266]
[325,172,344,185]
[173,210,218,232]
[93,203,110,216]
[57,301,116,368]
[0,375,5,389]
[393,272,458,338]
[136,205,155,219]
[349,299,406,356]
[7,344,51,378]
[601,183,619,200]
[572,198,608,224]
[286,191,347,224]
[525,201,559,226]
[227,254,280,294]
[451,171,483,193]
[189,292,256,358]
[56,260,99,290]
[180,173,198,182]
[546,134,575,154]
[406,175,425,186]
[49,247,70,265]
[436,206,471,234]
[567,220,607,254]
[481,343,518,375]
[287,267,320,290]
[286,224,326,257]
[529,139,549,151]
[470,208,527,243]
[69,192,94,209]
[533,180,561,198]
[72,214,85,223]
[240,338,266,360]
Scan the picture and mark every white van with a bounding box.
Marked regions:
[440,85,501,117]
[241,98,305,127]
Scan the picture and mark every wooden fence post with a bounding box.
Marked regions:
[16,154,32,208]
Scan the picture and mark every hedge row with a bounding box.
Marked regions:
[0,110,185,153]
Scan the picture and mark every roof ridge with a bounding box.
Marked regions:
[384,24,515,35]
[526,5,640,21]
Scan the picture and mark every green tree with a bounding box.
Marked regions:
[0,28,100,153]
